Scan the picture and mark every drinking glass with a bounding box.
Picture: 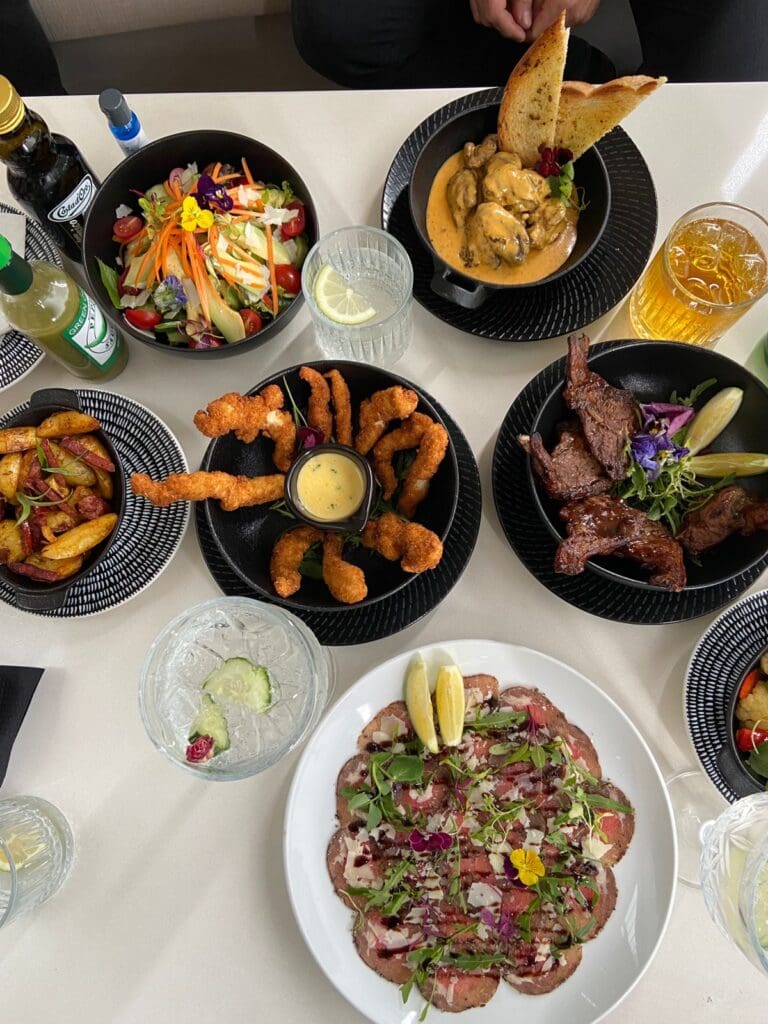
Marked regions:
[302,226,413,366]
[629,202,768,347]
[0,795,74,930]
[140,596,334,781]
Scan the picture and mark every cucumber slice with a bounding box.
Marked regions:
[202,657,272,713]
[188,693,230,753]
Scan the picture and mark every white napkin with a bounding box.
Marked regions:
[0,211,26,338]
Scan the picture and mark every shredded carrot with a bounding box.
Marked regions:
[216,173,240,182]
[211,162,222,182]
[185,232,210,326]
[264,223,278,315]
[241,158,255,185]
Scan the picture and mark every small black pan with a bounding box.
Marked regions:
[0,388,125,612]
[408,101,611,310]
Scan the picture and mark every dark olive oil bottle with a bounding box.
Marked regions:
[0,76,98,263]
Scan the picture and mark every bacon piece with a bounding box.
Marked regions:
[75,494,111,520]
[60,436,115,472]
[7,561,59,582]
[39,439,67,489]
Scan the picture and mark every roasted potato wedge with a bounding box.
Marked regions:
[76,434,114,498]
[0,426,37,453]
[41,513,117,559]
[36,412,100,438]
[46,441,97,486]
[39,509,79,544]
[0,520,25,563]
[0,453,22,501]
[24,552,83,580]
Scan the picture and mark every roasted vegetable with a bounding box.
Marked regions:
[0,520,25,563]
[36,412,100,438]
[0,453,22,501]
[40,513,118,560]
[0,426,37,453]
[735,679,768,726]
[45,441,97,486]
[23,551,83,580]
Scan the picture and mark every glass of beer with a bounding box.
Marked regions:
[630,202,768,347]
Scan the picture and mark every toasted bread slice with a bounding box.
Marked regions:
[498,12,569,167]
[555,75,667,159]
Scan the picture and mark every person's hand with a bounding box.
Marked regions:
[469,0,534,43]
[527,0,600,40]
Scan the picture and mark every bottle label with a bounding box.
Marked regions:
[62,288,121,369]
[48,174,95,223]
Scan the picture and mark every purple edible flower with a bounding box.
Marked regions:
[631,432,689,481]
[298,426,324,450]
[640,401,695,439]
[408,829,453,853]
[195,173,234,212]
[480,907,518,941]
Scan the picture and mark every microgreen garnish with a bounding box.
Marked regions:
[669,377,717,407]
[463,709,527,734]
[281,375,308,427]
[342,750,425,830]
[346,858,419,916]
[14,490,70,527]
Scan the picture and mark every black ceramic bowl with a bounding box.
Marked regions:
[202,361,459,612]
[409,101,610,310]
[527,341,768,591]
[0,388,125,612]
[82,130,318,358]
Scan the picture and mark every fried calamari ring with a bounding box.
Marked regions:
[325,369,353,447]
[355,386,419,455]
[362,512,443,573]
[299,366,333,439]
[131,471,284,511]
[270,525,323,597]
[372,412,434,500]
[397,422,450,518]
[322,533,367,604]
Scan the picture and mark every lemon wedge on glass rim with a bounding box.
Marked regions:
[313,264,377,326]
[405,654,439,754]
[436,664,465,747]
[0,834,44,872]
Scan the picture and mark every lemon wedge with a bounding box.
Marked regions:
[435,664,465,747]
[405,654,439,754]
[313,264,377,326]
[0,834,44,872]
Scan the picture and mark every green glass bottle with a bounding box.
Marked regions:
[0,234,128,380]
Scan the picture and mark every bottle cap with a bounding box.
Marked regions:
[0,77,25,135]
[0,234,11,270]
[0,233,33,295]
[99,88,131,128]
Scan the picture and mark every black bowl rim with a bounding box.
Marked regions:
[407,99,612,294]
[82,129,318,358]
[201,360,461,612]
[526,339,768,592]
[0,392,126,598]
[726,652,768,791]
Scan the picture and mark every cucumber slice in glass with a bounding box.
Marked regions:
[188,693,230,753]
[202,657,272,713]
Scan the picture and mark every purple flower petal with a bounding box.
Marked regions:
[195,173,234,212]
[298,426,324,450]
[503,854,516,881]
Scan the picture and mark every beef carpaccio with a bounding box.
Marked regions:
[327,673,634,1015]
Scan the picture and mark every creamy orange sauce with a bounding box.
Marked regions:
[426,150,578,285]
[296,451,366,521]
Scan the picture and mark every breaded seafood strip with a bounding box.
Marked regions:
[131,471,284,511]
[322,533,367,604]
[299,366,333,439]
[270,525,323,597]
[362,512,443,573]
[355,386,419,456]
[397,422,449,518]
[372,413,433,500]
[325,369,353,447]
[193,386,295,471]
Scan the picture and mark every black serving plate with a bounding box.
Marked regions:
[409,102,610,309]
[382,87,657,341]
[492,341,768,624]
[686,589,768,801]
[195,399,481,646]
[202,361,459,612]
[528,341,768,591]
[83,130,318,358]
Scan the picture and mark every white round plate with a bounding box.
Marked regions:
[284,639,677,1024]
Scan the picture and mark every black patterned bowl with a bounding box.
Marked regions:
[0,387,125,612]
[408,101,610,309]
[526,341,768,591]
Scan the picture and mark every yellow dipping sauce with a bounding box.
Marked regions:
[296,451,366,522]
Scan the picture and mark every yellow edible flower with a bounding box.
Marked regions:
[510,848,545,887]
[181,195,214,232]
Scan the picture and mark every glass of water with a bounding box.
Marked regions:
[140,597,333,781]
[302,225,413,366]
[0,795,74,930]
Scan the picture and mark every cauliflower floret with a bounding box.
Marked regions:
[736,680,768,726]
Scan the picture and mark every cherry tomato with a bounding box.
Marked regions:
[275,263,301,294]
[736,727,768,752]
[124,308,162,331]
[239,309,263,335]
[113,215,143,241]
[281,201,306,239]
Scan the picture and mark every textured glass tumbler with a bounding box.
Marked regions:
[0,795,74,929]
[302,226,413,366]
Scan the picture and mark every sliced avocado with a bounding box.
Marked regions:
[162,249,201,320]
[123,252,152,290]
[241,222,292,265]
[204,279,246,343]
[145,182,169,204]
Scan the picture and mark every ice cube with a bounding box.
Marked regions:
[732,252,767,298]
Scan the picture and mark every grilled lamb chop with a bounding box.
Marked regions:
[562,334,639,480]
[678,485,768,554]
[554,494,687,591]
[519,419,612,502]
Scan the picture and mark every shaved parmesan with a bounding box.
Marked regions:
[467,882,502,909]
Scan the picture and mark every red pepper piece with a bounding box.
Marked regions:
[740,668,763,700]
[736,727,768,752]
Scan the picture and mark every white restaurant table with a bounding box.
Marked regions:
[1,85,767,1022]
